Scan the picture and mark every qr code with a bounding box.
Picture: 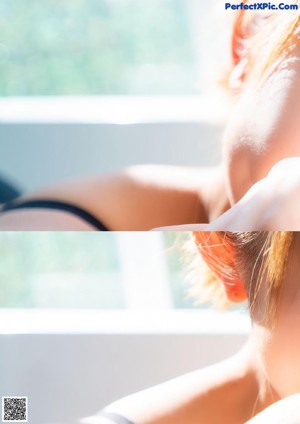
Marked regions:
[2,397,28,422]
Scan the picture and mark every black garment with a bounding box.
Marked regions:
[0,176,21,203]
[98,412,136,424]
[1,199,109,231]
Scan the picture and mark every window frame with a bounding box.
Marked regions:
[0,95,227,124]
[0,232,250,335]
[0,308,251,335]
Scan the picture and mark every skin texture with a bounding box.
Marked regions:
[224,42,300,205]
[251,236,300,399]
[157,41,300,231]
[0,165,229,231]
[161,157,300,231]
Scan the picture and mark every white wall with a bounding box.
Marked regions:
[0,309,250,424]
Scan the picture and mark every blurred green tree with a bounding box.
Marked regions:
[0,0,197,95]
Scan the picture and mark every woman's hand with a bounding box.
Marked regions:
[246,394,300,423]
[155,157,300,231]
[208,157,300,230]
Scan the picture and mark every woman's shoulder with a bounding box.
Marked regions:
[18,165,210,230]
[99,358,243,424]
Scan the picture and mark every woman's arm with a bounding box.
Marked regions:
[1,165,227,231]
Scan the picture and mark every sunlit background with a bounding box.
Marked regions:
[0,232,200,309]
[0,231,249,424]
[0,0,221,96]
[0,0,229,195]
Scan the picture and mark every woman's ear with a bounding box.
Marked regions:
[229,10,249,91]
[229,57,248,91]
[193,232,248,303]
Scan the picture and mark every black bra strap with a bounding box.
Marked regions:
[1,199,109,231]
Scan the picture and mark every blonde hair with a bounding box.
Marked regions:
[221,1,300,93]
[191,232,295,325]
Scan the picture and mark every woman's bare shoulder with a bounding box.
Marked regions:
[15,165,215,230]
[246,394,300,424]
[101,357,245,424]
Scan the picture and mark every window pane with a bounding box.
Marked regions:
[0,0,198,96]
[163,232,200,309]
[0,232,124,309]
[0,232,217,310]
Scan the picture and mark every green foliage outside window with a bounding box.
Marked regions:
[0,0,197,95]
[0,232,123,308]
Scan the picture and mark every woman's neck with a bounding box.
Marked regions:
[199,164,231,222]
[227,336,281,422]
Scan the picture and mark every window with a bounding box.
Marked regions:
[0,0,203,96]
[0,232,202,310]
[163,232,200,309]
[0,232,123,308]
